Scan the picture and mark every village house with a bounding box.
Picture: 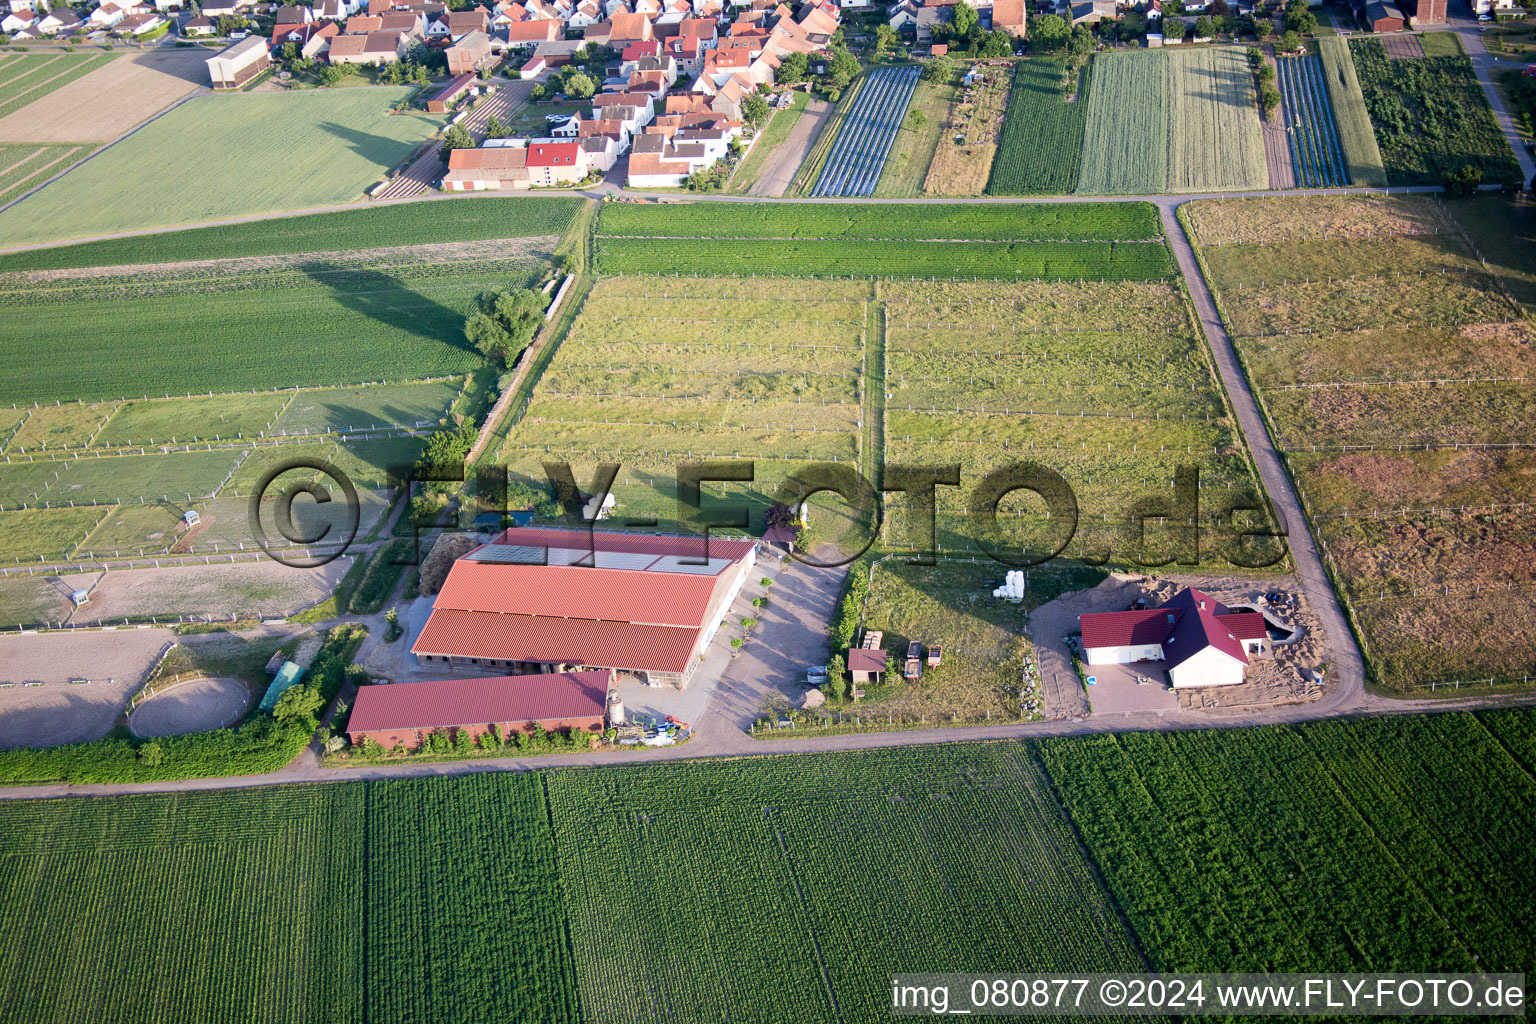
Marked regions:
[442,142,532,189]
[327,28,408,62]
[1078,587,1270,688]
[446,27,493,70]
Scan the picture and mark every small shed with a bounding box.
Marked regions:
[427,72,478,113]
[1364,0,1404,28]
[70,589,90,607]
[847,646,888,685]
[264,650,288,675]
[182,509,200,526]
[258,661,306,713]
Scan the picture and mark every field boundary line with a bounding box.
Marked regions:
[0,87,207,217]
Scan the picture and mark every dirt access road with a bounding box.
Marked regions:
[748,97,831,197]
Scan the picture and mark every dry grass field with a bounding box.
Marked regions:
[1189,194,1536,691]
[923,65,1010,196]
[0,50,209,144]
[71,557,352,624]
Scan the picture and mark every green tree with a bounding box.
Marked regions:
[1444,164,1483,196]
[463,288,546,364]
[777,50,808,84]
[978,28,1012,56]
[485,113,510,138]
[1030,12,1070,50]
[1069,22,1095,55]
[1193,14,1214,36]
[1283,0,1316,33]
[1260,83,1281,118]
[827,46,860,90]
[873,23,898,55]
[564,71,596,98]
[922,52,957,81]
[1162,16,1188,39]
[439,124,475,162]
[1278,28,1300,50]
[952,0,979,36]
[906,107,927,131]
[138,741,164,767]
[1254,18,1272,38]
[273,685,324,728]
[742,92,771,123]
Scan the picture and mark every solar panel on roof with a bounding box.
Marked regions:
[593,550,659,570]
[648,555,730,575]
[466,543,549,564]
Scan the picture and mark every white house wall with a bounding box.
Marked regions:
[1167,646,1246,687]
[1084,643,1164,666]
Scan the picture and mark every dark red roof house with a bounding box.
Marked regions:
[1079,587,1269,687]
[347,670,609,750]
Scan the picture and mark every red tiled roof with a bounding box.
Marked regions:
[434,559,719,625]
[487,525,755,562]
[413,608,701,672]
[1215,611,1268,642]
[348,670,607,733]
[527,141,581,165]
[1079,587,1256,669]
[1079,608,1175,649]
[847,648,887,672]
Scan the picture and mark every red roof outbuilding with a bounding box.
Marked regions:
[348,670,608,738]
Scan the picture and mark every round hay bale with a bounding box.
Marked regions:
[128,677,250,738]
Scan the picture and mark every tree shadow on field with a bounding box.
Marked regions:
[299,262,476,354]
[320,119,438,163]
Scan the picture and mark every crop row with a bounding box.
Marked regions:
[811,64,921,197]
[1036,716,1536,972]
[596,199,1162,242]
[0,196,585,274]
[1278,56,1348,188]
[987,59,1091,195]
[596,238,1175,280]
[1317,38,1388,186]
[1077,50,1169,195]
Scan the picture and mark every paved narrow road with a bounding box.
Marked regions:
[1451,7,1536,186]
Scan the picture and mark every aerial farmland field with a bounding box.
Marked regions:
[986,58,1090,196]
[1316,37,1388,186]
[1187,194,1536,691]
[1349,38,1520,185]
[0,89,443,245]
[1167,46,1268,193]
[0,53,117,121]
[594,200,1172,279]
[0,50,209,145]
[809,64,921,197]
[3,715,1534,1021]
[1077,50,1169,195]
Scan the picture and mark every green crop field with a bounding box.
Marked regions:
[547,745,1145,1022]
[0,89,444,245]
[597,200,1160,240]
[0,143,91,207]
[0,53,115,120]
[0,505,104,561]
[1167,46,1268,192]
[1078,50,1169,195]
[1187,195,1536,691]
[1316,38,1388,187]
[596,237,1174,280]
[0,196,585,272]
[986,59,1091,196]
[1038,712,1536,975]
[3,714,1534,1022]
[1350,39,1521,185]
[0,245,552,405]
[271,378,463,434]
[596,196,1172,280]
